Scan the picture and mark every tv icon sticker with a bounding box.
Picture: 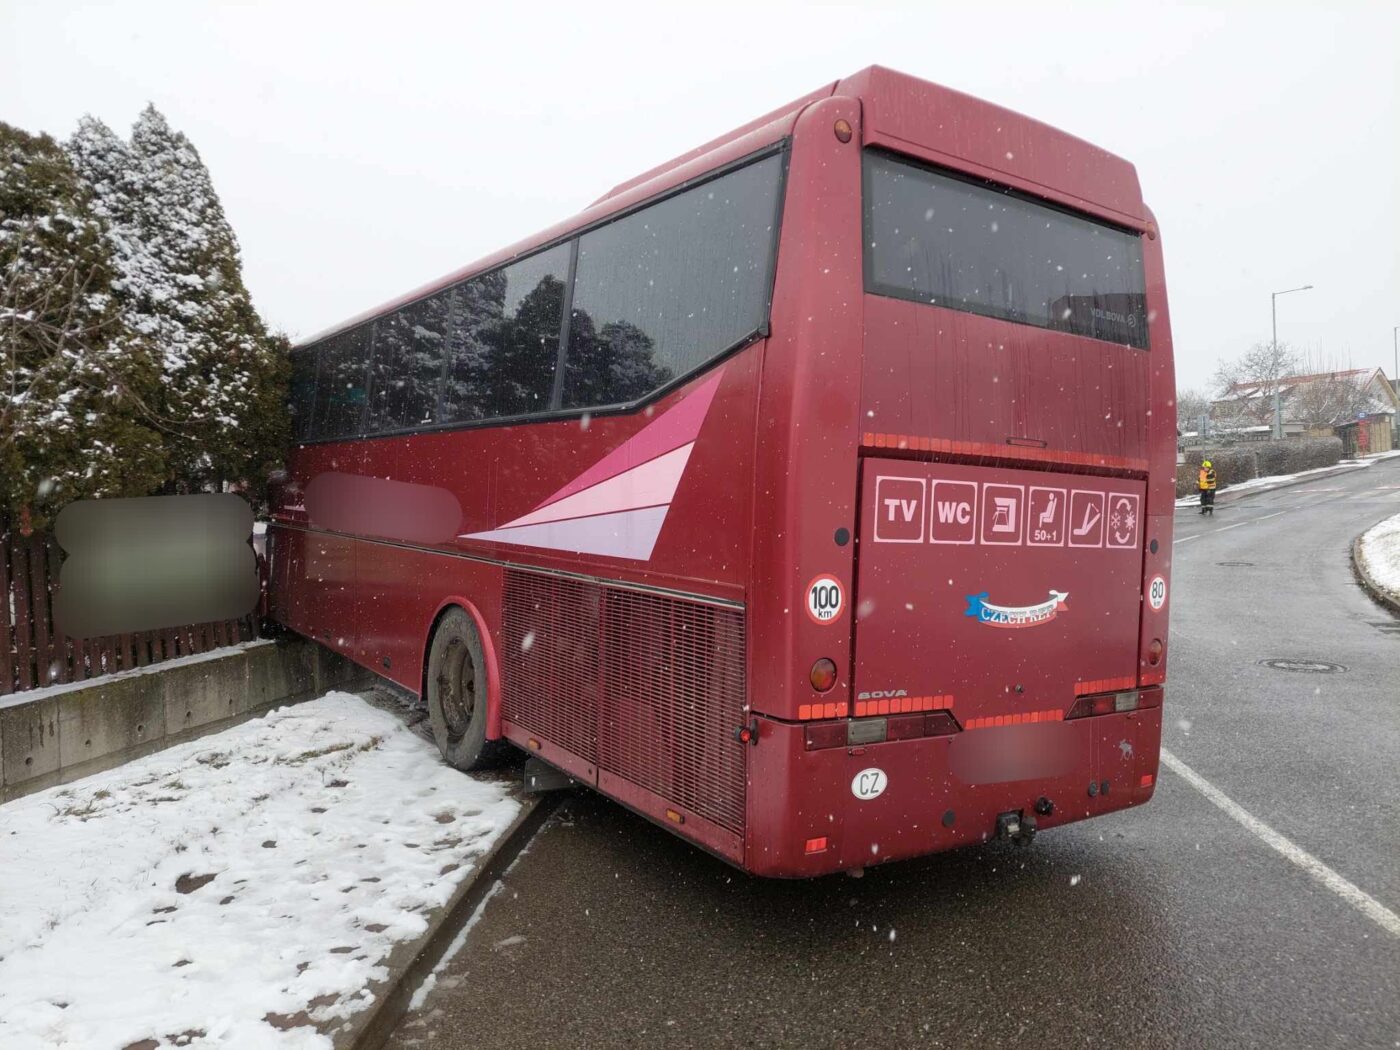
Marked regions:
[930,480,978,544]
[1027,487,1067,546]
[1105,493,1141,549]
[1068,491,1105,548]
[872,476,926,543]
[980,484,1024,545]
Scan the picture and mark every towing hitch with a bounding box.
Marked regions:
[996,809,1037,846]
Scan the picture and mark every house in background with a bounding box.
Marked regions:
[1211,367,1397,453]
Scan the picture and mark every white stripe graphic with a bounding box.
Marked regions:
[1160,748,1400,938]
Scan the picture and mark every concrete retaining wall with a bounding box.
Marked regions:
[0,637,372,803]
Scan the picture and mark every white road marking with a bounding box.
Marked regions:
[1174,508,1301,544]
[1160,748,1400,938]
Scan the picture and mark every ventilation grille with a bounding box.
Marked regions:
[501,570,600,763]
[502,569,747,834]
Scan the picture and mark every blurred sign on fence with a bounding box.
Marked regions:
[53,494,259,639]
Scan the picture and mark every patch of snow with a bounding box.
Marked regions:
[0,692,519,1049]
[1359,511,1400,596]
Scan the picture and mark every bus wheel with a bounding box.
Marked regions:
[426,608,507,771]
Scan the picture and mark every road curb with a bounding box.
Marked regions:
[1352,532,1400,617]
[336,788,562,1050]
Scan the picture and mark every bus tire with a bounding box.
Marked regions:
[426,607,508,771]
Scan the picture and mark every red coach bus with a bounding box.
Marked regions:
[269,66,1175,877]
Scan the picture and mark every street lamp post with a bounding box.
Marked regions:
[1271,284,1313,439]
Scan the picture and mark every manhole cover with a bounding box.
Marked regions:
[1259,659,1346,674]
[1217,561,1255,567]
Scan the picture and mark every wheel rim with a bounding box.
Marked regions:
[436,637,475,740]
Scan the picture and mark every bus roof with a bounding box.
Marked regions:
[300,66,1146,348]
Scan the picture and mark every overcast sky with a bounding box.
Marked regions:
[4,1,1397,391]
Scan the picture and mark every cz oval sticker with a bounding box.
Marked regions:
[806,574,845,625]
[851,768,887,801]
[1148,574,1167,611]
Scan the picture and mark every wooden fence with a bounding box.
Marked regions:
[1,529,257,698]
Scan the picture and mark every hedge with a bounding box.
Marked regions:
[1176,437,1343,497]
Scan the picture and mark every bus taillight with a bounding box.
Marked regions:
[810,658,838,692]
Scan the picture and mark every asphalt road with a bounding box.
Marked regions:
[390,458,1400,1050]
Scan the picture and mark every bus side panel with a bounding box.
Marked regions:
[351,542,505,700]
[749,93,866,728]
[1137,216,1177,686]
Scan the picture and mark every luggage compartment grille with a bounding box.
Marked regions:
[501,569,746,833]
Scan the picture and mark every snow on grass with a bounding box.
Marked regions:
[0,692,519,1050]
[1359,512,1400,597]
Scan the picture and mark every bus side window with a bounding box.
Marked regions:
[440,242,570,425]
[560,152,783,411]
[289,348,318,443]
[366,290,451,433]
[312,325,372,440]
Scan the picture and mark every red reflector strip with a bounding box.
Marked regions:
[963,709,1063,730]
[804,722,847,750]
[1140,774,1155,788]
[804,836,828,854]
[1139,667,1167,686]
[1075,676,1137,696]
[853,694,952,718]
[797,702,849,720]
[860,433,1148,473]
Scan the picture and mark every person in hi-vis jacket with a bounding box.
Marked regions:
[1198,459,1218,515]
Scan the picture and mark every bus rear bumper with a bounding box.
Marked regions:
[745,703,1162,878]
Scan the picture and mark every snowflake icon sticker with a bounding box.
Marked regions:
[1105,493,1141,549]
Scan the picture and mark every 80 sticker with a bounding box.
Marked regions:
[1148,574,1168,611]
[806,574,846,624]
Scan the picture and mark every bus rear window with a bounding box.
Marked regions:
[863,150,1149,349]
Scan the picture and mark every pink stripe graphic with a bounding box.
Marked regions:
[533,371,722,511]
[461,368,724,561]
[498,443,694,529]
[465,506,669,561]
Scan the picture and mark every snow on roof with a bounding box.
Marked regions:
[1224,368,1380,398]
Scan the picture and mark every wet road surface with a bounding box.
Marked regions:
[391,458,1400,1050]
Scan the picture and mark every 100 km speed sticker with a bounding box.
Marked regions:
[806,574,845,624]
[1148,575,1168,611]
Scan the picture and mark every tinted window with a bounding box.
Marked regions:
[441,244,569,423]
[561,153,783,409]
[367,290,450,432]
[311,325,371,439]
[289,349,317,442]
[863,151,1148,349]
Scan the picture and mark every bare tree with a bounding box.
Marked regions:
[1212,341,1301,427]
[1286,353,1386,428]
[1174,387,1211,432]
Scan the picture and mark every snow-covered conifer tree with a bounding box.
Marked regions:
[67,105,287,497]
[1,122,165,527]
